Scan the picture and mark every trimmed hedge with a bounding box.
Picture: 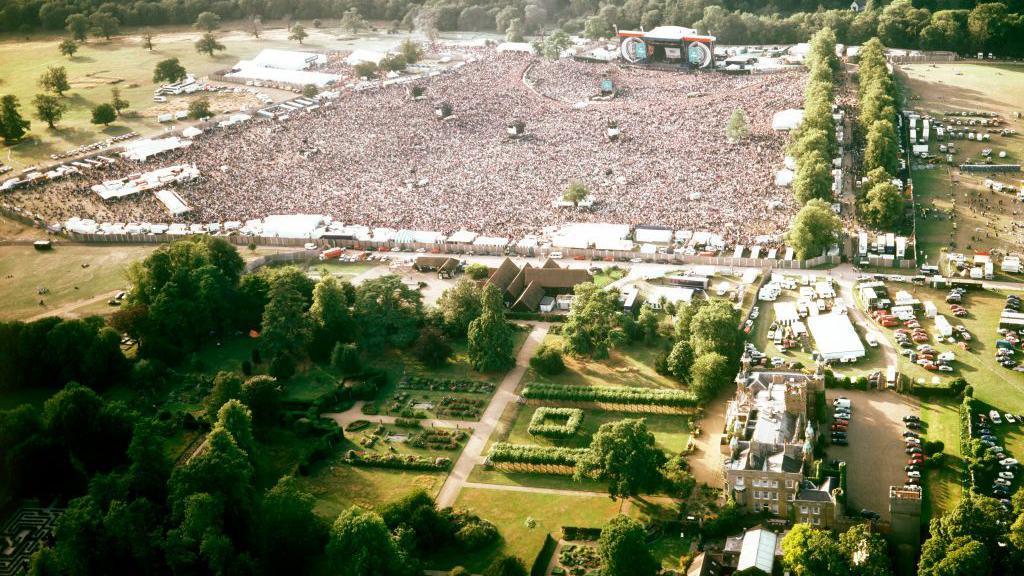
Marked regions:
[527,407,584,438]
[488,443,590,466]
[344,449,451,470]
[522,383,697,407]
[531,534,558,576]
[561,526,603,541]
[398,374,495,394]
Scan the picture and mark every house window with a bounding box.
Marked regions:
[812,517,820,525]
[771,480,779,488]
[771,504,779,514]
[786,479,793,489]
[800,506,808,514]
[813,507,820,515]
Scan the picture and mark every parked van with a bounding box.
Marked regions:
[866,333,879,347]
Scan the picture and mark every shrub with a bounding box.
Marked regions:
[465,263,489,280]
[270,353,296,380]
[529,344,565,376]
[527,407,583,438]
[241,359,252,375]
[345,450,451,470]
[332,342,362,374]
[487,443,589,466]
[394,417,423,428]
[455,518,499,549]
[521,383,697,407]
[413,326,452,368]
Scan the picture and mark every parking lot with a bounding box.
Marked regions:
[826,389,922,523]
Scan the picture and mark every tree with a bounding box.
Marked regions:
[66,14,89,41]
[667,339,694,382]
[968,3,1011,55]
[250,17,262,39]
[482,555,528,576]
[467,285,514,372]
[919,535,988,576]
[414,8,440,43]
[195,33,225,56]
[786,199,842,260]
[534,30,572,60]
[110,87,129,116]
[459,6,493,31]
[259,476,327,574]
[302,84,318,98]
[437,278,483,338]
[563,182,589,204]
[400,38,422,64]
[261,275,312,359]
[308,275,354,359]
[506,18,525,42]
[39,66,70,96]
[194,11,221,32]
[726,108,750,142]
[413,326,452,368]
[331,342,362,374]
[239,375,280,427]
[90,103,116,126]
[637,304,659,344]
[465,263,489,280]
[0,95,31,144]
[584,14,612,39]
[340,9,367,33]
[862,182,903,229]
[289,24,308,44]
[688,299,742,359]
[864,119,899,176]
[354,61,378,79]
[127,419,171,502]
[781,523,850,576]
[215,400,255,463]
[33,94,66,129]
[142,33,154,51]
[575,419,666,499]
[205,371,243,423]
[88,12,119,40]
[153,58,187,84]
[59,39,78,58]
[188,97,211,120]
[354,275,423,348]
[561,283,626,359]
[793,150,833,205]
[690,352,732,400]
[598,515,659,576]
[530,344,565,376]
[839,524,892,576]
[326,506,404,575]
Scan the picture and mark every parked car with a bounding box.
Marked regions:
[903,431,919,438]
[903,415,921,423]
[991,411,1004,424]
[999,471,1015,480]
[907,471,922,478]
[1007,414,1018,424]
[1002,458,1019,467]
[995,478,1013,487]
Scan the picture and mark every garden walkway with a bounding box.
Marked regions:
[323,402,481,431]
[435,323,550,508]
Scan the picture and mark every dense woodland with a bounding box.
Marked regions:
[1,0,1023,56]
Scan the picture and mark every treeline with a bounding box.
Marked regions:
[785,28,844,260]
[3,0,1024,58]
[855,37,906,231]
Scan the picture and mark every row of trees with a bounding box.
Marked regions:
[664,298,743,401]
[856,38,906,231]
[784,28,844,260]
[5,0,1022,56]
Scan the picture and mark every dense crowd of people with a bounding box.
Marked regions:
[4,50,807,244]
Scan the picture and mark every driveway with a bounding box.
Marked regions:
[825,389,922,522]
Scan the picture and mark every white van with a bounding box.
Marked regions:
[866,333,879,347]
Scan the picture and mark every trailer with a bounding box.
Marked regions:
[858,231,868,257]
[319,247,344,261]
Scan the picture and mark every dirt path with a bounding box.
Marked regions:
[25,290,118,322]
[688,388,730,487]
[435,323,550,508]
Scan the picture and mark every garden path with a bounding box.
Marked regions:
[435,323,550,507]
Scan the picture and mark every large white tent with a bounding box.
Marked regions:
[807,314,866,361]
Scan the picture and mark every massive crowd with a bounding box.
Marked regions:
[4,50,807,244]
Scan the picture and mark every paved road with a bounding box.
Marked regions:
[434,323,550,508]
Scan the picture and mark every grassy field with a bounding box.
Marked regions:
[294,459,446,520]
[898,63,1024,265]
[526,333,679,391]
[919,398,963,523]
[0,243,154,320]
[593,266,628,288]
[437,489,628,572]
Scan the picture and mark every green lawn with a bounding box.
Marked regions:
[527,334,681,391]
[434,488,627,572]
[593,267,628,288]
[467,467,609,492]
[504,405,690,453]
[919,398,964,523]
[0,244,154,321]
[294,460,446,521]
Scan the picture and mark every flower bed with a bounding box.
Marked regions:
[528,407,584,438]
[436,395,485,419]
[522,383,697,408]
[408,428,468,450]
[557,543,601,576]
[399,375,495,394]
[344,449,451,470]
[487,443,590,467]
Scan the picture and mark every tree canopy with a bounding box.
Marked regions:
[575,418,666,499]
